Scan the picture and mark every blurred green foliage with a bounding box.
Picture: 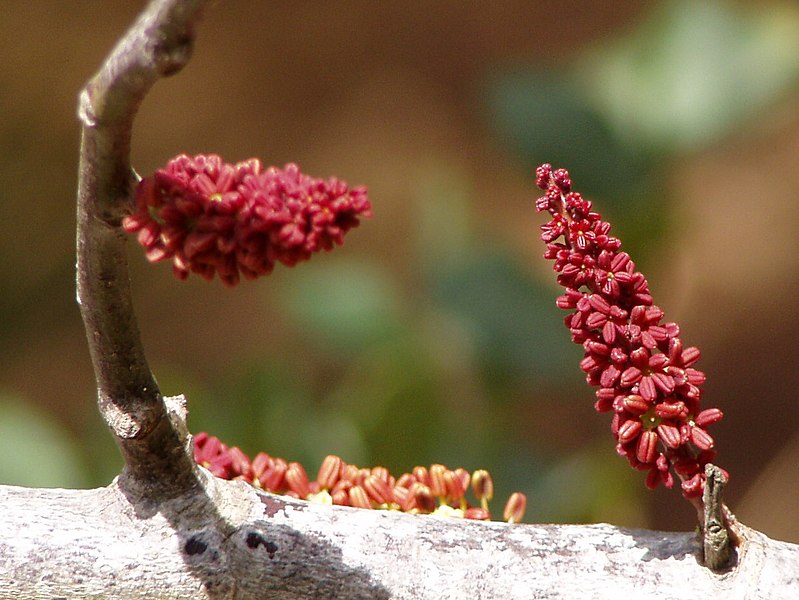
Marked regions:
[0,394,90,488]
[579,0,799,153]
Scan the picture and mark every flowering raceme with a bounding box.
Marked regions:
[534,164,725,501]
[122,154,372,286]
[193,432,526,523]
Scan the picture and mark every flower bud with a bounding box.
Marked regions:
[395,473,416,489]
[464,507,492,521]
[331,488,350,506]
[412,466,430,487]
[363,475,393,505]
[690,426,715,451]
[429,464,448,498]
[471,469,494,505]
[503,492,527,524]
[617,419,642,444]
[260,458,287,491]
[695,408,723,427]
[392,485,414,512]
[622,395,649,415]
[316,455,342,490]
[348,485,372,509]
[340,464,360,484]
[371,466,390,483]
[443,470,465,501]
[411,483,436,513]
[636,430,658,464]
[656,423,682,449]
[285,462,311,498]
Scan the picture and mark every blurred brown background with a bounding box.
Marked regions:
[1,0,798,541]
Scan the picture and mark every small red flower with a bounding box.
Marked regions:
[123,154,371,286]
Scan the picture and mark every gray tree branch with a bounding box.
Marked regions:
[1,436,798,599]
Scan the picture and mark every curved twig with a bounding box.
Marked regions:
[76,0,210,498]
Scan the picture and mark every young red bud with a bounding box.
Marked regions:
[340,464,360,484]
[411,483,436,513]
[617,420,642,445]
[443,470,465,501]
[622,395,649,415]
[371,466,391,483]
[429,464,448,498]
[251,452,273,480]
[392,485,414,512]
[503,492,527,524]
[316,455,343,490]
[363,475,393,505]
[636,430,659,465]
[331,488,350,506]
[395,473,416,489]
[348,485,372,509]
[464,507,492,521]
[412,466,430,487]
[471,469,494,504]
[695,408,724,427]
[656,423,682,449]
[227,446,253,480]
[285,462,311,498]
[690,426,715,451]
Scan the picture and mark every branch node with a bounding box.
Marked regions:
[151,31,195,77]
[701,463,738,571]
[77,88,97,128]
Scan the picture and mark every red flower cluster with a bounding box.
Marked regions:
[534,164,725,500]
[122,154,372,286]
[193,432,526,523]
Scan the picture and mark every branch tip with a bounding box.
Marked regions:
[701,463,739,571]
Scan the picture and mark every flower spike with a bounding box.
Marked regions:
[534,164,725,503]
[123,154,372,286]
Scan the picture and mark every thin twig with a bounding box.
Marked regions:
[76,0,210,498]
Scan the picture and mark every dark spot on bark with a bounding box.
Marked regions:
[258,489,306,518]
[184,535,208,556]
[246,531,278,558]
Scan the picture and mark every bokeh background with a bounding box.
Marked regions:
[2,0,798,541]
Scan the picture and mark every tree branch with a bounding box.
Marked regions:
[1,468,797,599]
[75,0,210,498]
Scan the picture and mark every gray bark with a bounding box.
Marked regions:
[1,470,798,599]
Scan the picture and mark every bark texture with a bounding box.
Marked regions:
[1,470,798,599]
